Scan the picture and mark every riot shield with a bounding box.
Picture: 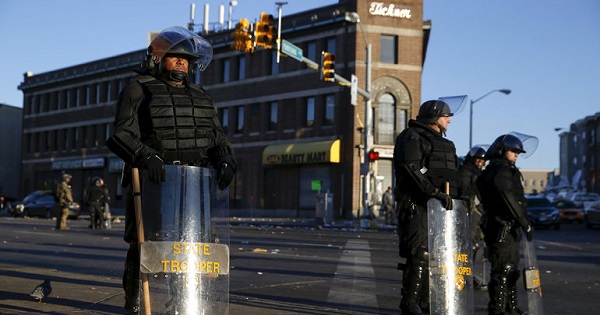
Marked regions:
[520,236,543,315]
[428,198,474,315]
[140,165,230,315]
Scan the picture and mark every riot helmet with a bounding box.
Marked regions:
[62,173,72,181]
[91,176,103,187]
[466,145,488,160]
[417,100,453,124]
[484,134,526,160]
[142,26,213,80]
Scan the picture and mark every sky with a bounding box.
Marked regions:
[1,0,599,171]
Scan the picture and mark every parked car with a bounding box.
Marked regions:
[569,192,600,208]
[12,190,80,219]
[526,197,560,229]
[552,200,585,223]
[585,200,600,229]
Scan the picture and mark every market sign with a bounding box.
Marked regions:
[263,140,341,165]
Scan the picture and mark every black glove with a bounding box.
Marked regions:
[524,225,534,242]
[216,161,235,190]
[144,155,165,184]
[432,191,453,210]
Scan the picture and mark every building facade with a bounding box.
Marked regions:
[0,104,22,201]
[557,112,600,194]
[18,0,428,219]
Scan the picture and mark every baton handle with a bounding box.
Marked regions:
[132,168,151,315]
[445,181,450,195]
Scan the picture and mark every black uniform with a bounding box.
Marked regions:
[106,74,235,314]
[459,159,485,249]
[85,184,109,229]
[393,118,459,313]
[477,158,529,314]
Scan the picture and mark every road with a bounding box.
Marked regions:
[0,216,599,314]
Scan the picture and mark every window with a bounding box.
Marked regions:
[221,108,229,131]
[236,106,245,133]
[238,55,246,80]
[223,59,230,83]
[306,97,315,127]
[324,95,335,125]
[378,93,396,144]
[269,102,278,130]
[380,35,398,64]
[96,83,101,104]
[307,42,317,62]
[398,109,408,132]
[326,37,336,55]
[106,81,111,102]
[271,51,279,75]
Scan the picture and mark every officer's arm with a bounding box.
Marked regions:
[106,83,158,166]
[495,168,529,228]
[394,132,436,195]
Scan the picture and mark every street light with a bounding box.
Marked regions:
[469,89,511,149]
[346,12,373,225]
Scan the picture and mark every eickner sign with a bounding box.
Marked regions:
[369,2,412,19]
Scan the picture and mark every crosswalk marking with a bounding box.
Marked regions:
[327,239,378,308]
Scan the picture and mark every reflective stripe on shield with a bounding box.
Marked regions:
[428,198,474,315]
[140,165,230,315]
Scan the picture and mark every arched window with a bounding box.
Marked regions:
[377,93,396,144]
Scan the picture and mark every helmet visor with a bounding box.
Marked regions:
[507,131,538,159]
[438,95,467,116]
[149,26,213,71]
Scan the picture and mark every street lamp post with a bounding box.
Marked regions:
[346,12,373,224]
[469,89,511,149]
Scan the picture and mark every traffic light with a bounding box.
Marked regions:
[320,51,335,82]
[254,12,275,48]
[368,149,380,162]
[230,18,254,53]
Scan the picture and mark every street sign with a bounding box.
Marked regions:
[281,39,303,62]
[351,74,358,106]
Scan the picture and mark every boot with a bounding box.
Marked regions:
[90,213,96,229]
[507,271,523,315]
[487,273,509,315]
[123,244,140,315]
[400,264,425,315]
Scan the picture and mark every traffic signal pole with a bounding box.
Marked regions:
[361,43,373,227]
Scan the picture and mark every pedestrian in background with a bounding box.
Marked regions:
[85,177,109,229]
[382,186,397,225]
[106,26,236,315]
[477,134,534,315]
[393,100,459,315]
[55,173,73,231]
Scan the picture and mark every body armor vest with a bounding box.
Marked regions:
[479,161,526,222]
[137,76,217,165]
[418,129,459,196]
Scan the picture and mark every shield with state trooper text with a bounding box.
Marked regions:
[428,198,474,315]
[521,234,543,315]
[140,165,230,315]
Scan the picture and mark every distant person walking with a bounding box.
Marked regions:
[55,173,73,230]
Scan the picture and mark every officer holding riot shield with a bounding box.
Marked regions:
[106,26,236,315]
[477,133,536,315]
[459,145,488,290]
[393,100,460,315]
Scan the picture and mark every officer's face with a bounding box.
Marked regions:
[163,56,189,74]
[436,116,451,130]
[505,150,519,164]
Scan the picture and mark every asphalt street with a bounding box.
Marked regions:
[0,215,599,314]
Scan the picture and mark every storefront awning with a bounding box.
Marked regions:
[262,139,340,165]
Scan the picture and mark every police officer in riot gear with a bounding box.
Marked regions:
[459,145,488,290]
[393,100,460,315]
[106,26,236,315]
[85,177,109,229]
[477,134,533,315]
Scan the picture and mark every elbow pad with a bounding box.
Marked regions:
[106,132,141,165]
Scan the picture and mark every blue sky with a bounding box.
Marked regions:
[1,0,599,170]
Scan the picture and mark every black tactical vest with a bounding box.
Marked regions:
[137,76,217,165]
[418,129,459,196]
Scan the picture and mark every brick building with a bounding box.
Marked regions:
[18,0,429,219]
